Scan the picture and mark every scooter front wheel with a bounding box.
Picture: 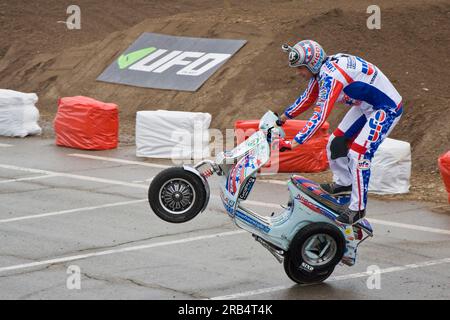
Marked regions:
[148,167,207,223]
[284,223,345,284]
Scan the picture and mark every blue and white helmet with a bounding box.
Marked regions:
[282,40,327,74]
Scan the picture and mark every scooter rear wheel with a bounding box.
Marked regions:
[148,167,207,223]
[284,223,345,284]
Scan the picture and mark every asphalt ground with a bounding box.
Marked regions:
[0,136,449,300]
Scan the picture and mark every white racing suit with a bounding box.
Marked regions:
[284,53,403,212]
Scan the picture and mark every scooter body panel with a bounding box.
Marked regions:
[218,130,270,213]
[152,110,372,280]
[230,181,346,249]
[214,111,371,266]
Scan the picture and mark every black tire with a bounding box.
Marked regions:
[284,223,345,284]
[148,167,207,223]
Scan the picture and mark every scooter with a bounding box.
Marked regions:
[148,111,373,284]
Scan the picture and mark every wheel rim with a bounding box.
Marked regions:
[158,178,196,215]
[301,233,337,267]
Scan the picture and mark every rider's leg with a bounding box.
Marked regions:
[340,106,403,223]
[324,107,366,193]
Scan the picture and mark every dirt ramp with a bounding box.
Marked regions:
[1,9,285,127]
[0,1,449,173]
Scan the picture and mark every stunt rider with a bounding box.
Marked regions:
[277,40,403,224]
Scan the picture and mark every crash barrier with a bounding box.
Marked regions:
[369,138,411,194]
[54,96,119,150]
[438,151,450,203]
[136,110,211,159]
[0,89,42,137]
[234,119,329,173]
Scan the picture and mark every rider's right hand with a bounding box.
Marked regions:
[274,138,292,152]
[277,114,287,126]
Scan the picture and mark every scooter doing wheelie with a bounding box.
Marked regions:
[148,111,373,284]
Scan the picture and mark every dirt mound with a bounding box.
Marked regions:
[1,0,449,176]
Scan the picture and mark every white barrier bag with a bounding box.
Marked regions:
[0,89,42,137]
[136,110,211,159]
[369,138,411,194]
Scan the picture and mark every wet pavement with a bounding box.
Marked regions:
[0,136,448,300]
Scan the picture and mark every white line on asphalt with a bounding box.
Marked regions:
[0,199,147,224]
[70,153,287,186]
[0,230,245,274]
[1,163,448,235]
[0,143,13,147]
[67,154,292,186]
[209,257,450,300]
[0,163,149,190]
[0,174,56,184]
[132,178,154,184]
[68,154,171,169]
[369,218,450,235]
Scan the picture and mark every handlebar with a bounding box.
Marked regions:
[273,112,285,127]
[266,113,285,144]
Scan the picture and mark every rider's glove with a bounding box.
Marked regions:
[276,138,292,152]
[274,112,286,126]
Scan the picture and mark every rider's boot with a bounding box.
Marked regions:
[320,182,352,196]
[336,207,366,224]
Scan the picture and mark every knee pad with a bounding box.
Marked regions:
[330,136,350,160]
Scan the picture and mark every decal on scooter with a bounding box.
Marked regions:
[239,176,256,200]
[220,190,235,215]
[235,210,271,233]
[295,194,336,221]
[227,152,257,196]
[227,162,242,195]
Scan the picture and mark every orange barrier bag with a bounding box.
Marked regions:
[235,120,329,173]
[438,151,450,203]
[54,96,119,150]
